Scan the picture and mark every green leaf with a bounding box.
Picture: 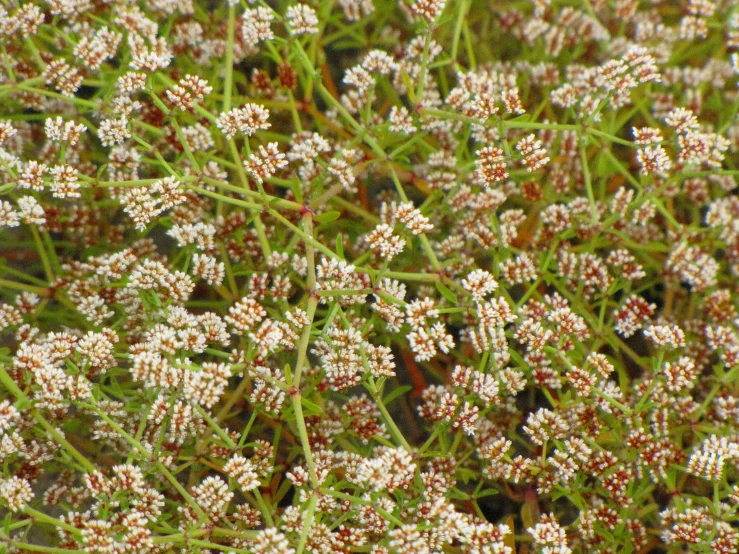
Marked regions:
[107,377,124,399]
[383,385,412,406]
[508,113,532,122]
[294,41,317,76]
[434,12,454,27]
[315,210,341,223]
[435,281,458,303]
[521,502,536,530]
[551,486,570,502]
[447,487,471,500]
[474,488,499,499]
[283,363,293,384]
[336,233,344,259]
[400,71,416,103]
[558,389,572,405]
[456,468,478,483]
[300,397,325,417]
[233,71,247,87]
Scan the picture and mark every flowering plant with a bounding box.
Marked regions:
[1,0,739,552]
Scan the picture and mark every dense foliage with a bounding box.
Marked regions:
[1,0,739,552]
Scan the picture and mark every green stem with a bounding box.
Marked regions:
[296,494,317,554]
[201,175,303,211]
[587,127,633,147]
[309,183,343,210]
[451,0,471,62]
[187,184,263,211]
[290,211,319,487]
[0,364,96,473]
[171,118,201,172]
[318,488,404,527]
[580,137,598,223]
[78,399,208,520]
[252,488,275,527]
[0,279,48,295]
[9,542,83,554]
[365,376,412,452]
[24,507,81,534]
[224,5,236,113]
[389,167,440,269]
[30,225,54,283]
[195,405,237,448]
[228,139,272,258]
[15,84,97,109]
[268,208,339,260]
[415,30,432,102]
[329,196,380,223]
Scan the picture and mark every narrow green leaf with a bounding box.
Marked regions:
[300,397,325,417]
[315,210,341,223]
[447,487,471,500]
[507,113,532,122]
[107,377,124,398]
[435,281,458,303]
[383,385,412,405]
[400,71,415,103]
[521,502,536,530]
[336,233,344,259]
